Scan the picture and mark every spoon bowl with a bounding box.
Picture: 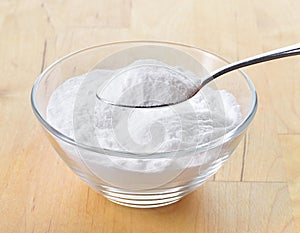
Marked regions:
[97,43,299,108]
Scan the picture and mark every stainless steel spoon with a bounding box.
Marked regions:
[97,43,300,108]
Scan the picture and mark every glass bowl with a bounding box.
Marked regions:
[31,41,257,208]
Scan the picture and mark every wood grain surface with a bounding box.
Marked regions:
[0,0,299,232]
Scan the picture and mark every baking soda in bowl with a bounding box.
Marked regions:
[46,59,242,190]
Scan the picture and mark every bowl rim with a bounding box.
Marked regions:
[31,40,257,158]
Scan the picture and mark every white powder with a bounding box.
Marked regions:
[46,60,242,189]
[98,59,200,107]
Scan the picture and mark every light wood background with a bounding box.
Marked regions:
[0,0,299,232]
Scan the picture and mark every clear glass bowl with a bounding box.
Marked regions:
[31,41,257,208]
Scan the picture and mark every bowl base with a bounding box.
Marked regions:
[106,196,182,208]
[90,179,208,208]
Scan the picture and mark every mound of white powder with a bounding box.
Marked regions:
[47,59,241,151]
[46,60,242,189]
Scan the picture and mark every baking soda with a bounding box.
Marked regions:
[46,60,242,189]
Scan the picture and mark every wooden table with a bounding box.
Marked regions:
[0,1,299,232]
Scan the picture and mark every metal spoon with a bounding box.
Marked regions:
[97,43,300,108]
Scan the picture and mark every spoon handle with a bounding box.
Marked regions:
[201,43,300,86]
